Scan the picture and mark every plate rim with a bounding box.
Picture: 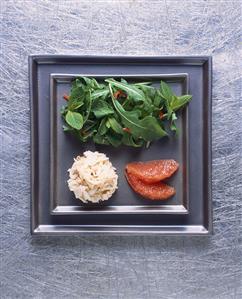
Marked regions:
[32,224,210,236]
[29,55,212,235]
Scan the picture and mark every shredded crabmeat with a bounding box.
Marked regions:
[67,151,118,203]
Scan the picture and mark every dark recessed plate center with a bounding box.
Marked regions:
[50,74,189,215]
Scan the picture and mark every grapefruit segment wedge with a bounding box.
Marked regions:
[125,171,176,200]
[126,159,179,184]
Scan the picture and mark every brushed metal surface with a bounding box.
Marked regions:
[29,55,212,235]
[1,1,241,298]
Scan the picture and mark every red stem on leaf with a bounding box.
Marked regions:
[63,94,70,101]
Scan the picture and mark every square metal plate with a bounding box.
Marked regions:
[50,73,189,215]
[29,55,212,235]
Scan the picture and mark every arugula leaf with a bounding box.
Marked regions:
[126,109,142,119]
[137,84,156,97]
[164,95,176,120]
[83,91,92,123]
[91,89,109,100]
[80,77,99,89]
[153,91,163,107]
[69,80,84,100]
[62,124,73,132]
[171,112,177,121]
[90,78,101,89]
[121,78,128,84]
[139,116,167,141]
[82,120,97,135]
[160,80,174,102]
[68,95,84,111]
[109,85,167,141]
[98,118,109,136]
[65,111,83,130]
[82,130,97,141]
[170,95,192,111]
[93,133,109,145]
[106,133,122,147]
[60,105,66,115]
[81,121,98,141]
[70,101,84,111]
[122,133,144,147]
[170,112,178,133]
[106,78,145,102]
[108,117,124,135]
[138,99,154,116]
[73,78,84,88]
[92,100,114,118]
[159,80,192,117]
[66,80,87,111]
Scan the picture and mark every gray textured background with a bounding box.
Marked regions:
[0,0,241,298]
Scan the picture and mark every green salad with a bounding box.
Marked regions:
[61,77,192,147]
